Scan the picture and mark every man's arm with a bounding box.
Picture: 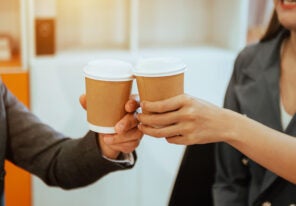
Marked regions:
[2,82,136,189]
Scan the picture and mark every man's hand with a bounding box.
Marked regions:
[80,94,143,159]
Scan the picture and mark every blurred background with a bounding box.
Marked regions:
[0,0,273,205]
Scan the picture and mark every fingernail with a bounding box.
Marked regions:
[140,102,144,108]
[104,136,113,144]
[129,101,135,108]
[127,102,135,112]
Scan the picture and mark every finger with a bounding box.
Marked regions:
[79,94,87,110]
[125,99,140,113]
[103,128,143,145]
[138,124,179,138]
[125,94,140,113]
[141,94,189,113]
[115,113,139,134]
[137,112,179,127]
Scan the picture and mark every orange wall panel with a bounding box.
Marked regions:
[1,71,31,206]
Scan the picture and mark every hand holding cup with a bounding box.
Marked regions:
[80,94,142,159]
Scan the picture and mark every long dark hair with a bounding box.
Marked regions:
[260,10,285,42]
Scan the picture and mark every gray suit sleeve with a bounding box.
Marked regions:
[2,82,134,189]
[212,52,250,206]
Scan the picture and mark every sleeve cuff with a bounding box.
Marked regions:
[102,152,135,166]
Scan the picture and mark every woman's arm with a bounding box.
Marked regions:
[225,109,296,184]
[137,95,296,184]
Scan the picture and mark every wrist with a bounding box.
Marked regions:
[220,109,244,144]
[97,134,120,159]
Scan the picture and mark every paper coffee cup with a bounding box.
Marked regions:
[84,59,133,134]
[134,57,186,113]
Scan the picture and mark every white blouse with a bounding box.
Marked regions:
[280,99,293,130]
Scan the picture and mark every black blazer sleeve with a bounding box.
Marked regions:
[212,51,250,206]
[2,82,134,189]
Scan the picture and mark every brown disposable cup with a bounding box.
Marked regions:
[134,57,186,113]
[84,59,133,134]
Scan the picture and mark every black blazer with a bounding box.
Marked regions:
[214,29,296,206]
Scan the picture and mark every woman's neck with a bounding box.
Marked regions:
[288,31,296,56]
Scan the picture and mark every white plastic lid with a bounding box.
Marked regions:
[84,59,134,81]
[134,57,187,77]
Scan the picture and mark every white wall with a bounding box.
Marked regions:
[55,0,129,50]
[30,48,236,206]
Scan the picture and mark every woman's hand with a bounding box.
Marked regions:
[137,94,234,145]
[80,94,143,159]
